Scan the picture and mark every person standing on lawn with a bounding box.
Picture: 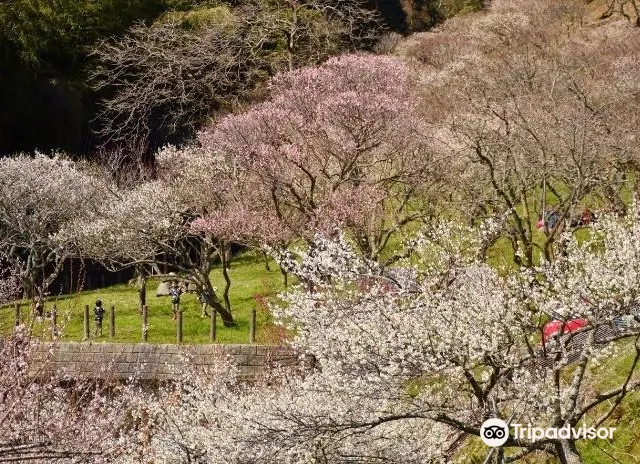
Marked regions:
[198,288,210,318]
[94,299,105,336]
[170,282,182,320]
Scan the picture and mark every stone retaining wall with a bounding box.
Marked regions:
[32,342,299,380]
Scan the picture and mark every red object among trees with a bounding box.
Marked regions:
[542,318,588,344]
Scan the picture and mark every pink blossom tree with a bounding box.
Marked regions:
[195,54,448,264]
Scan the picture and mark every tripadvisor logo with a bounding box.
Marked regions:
[480,419,616,447]
[480,418,509,447]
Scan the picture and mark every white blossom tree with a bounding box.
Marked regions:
[412,0,640,267]
[0,272,133,463]
[0,264,21,305]
[0,154,104,303]
[59,146,238,325]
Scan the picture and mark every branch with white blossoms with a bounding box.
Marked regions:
[0,264,21,304]
[402,213,510,277]
[266,233,379,287]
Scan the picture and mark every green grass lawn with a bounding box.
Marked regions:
[575,340,640,463]
[0,253,287,344]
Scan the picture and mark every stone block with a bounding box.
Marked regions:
[135,343,152,353]
[119,353,138,363]
[240,345,257,355]
[224,345,243,355]
[268,347,295,356]
[82,361,98,372]
[230,355,254,366]
[190,345,216,356]
[57,343,71,352]
[136,363,152,375]
[248,356,267,367]
[85,343,99,353]
[151,345,167,355]
[98,344,114,353]
[108,344,123,353]
[161,344,180,355]
[162,364,176,375]
[128,344,142,353]
[256,345,274,355]
[113,362,132,374]
[61,352,77,363]
[138,353,157,364]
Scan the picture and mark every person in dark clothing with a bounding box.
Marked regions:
[546,209,560,230]
[94,299,105,336]
[198,288,210,318]
[580,207,595,225]
[170,283,182,320]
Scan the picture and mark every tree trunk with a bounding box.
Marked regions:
[194,271,235,327]
[220,245,232,313]
[262,250,271,271]
[357,232,374,262]
[21,276,35,301]
[21,254,35,300]
[494,447,504,464]
[557,441,582,464]
[210,298,234,327]
[280,266,288,288]
[224,245,232,269]
[136,266,147,312]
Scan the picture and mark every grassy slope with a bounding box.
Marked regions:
[575,341,640,463]
[0,253,285,344]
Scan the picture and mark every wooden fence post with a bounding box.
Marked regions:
[14,303,21,327]
[110,305,115,339]
[249,309,256,344]
[83,304,90,340]
[142,305,148,342]
[51,304,57,339]
[209,308,217,343]
[177,309,183,343]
